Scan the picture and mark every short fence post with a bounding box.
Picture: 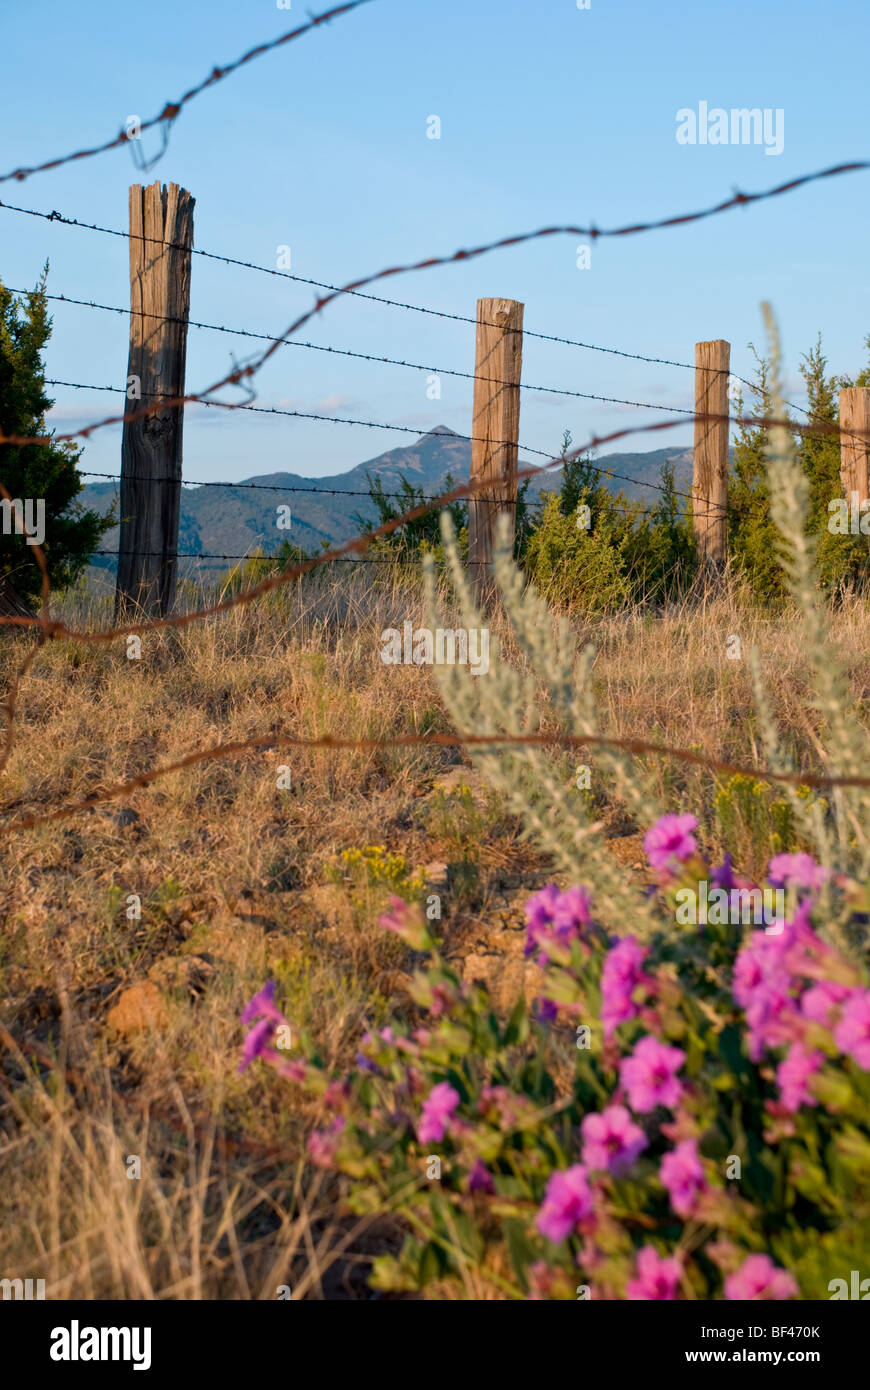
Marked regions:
[115,181,194,619]
[467,297,524,598]
[692,339,730,565]
[838,387,870,505]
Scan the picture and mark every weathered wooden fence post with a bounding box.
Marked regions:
[838,387,870,506]
[115,182,194,619]
[692,339,730,565]
[468,297,524,599]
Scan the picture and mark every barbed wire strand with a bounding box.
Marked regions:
[44,376,712,511]
[0,407,824,644]
[5,161,870,463]
[1,729,867,841]
[20,287,705,416]
[0,167,865,414]
[0,2,374,186]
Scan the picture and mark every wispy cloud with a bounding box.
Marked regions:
[311,394,359,413]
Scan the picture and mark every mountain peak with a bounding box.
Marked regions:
[425,424,460,437]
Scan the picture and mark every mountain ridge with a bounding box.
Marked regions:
[82,426,696,573]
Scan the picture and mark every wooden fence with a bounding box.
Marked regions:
[111,182,870,616]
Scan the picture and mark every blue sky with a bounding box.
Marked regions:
[2,0,868,487]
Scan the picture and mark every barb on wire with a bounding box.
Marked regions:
[0,1,373,185]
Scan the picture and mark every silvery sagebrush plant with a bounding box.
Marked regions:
[240,307,869,1298]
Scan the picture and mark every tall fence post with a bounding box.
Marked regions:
[838,387,870,506]
[115,182,194,619]
[468,297,524,598]
[692,339,730,565]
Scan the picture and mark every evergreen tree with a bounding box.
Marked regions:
[0,269,111,612]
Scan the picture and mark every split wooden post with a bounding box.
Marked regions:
[838,387,870,505]
[467,297,524,597]
[115,182,194,619]
[692,339,730,565]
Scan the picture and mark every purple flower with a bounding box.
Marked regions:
[552,886,593,930]
[833,988,870,1070]
[417,1081,460,1144]
[524,884,591,962]
[659,1140,706,1217]
[626,1245,682,1300]
[467,1158,496,1195]
[711,853,735,891]
[308,1116,345,1169]
[601,936,648,1037]
[535,996,559,1023]
[733,934,796,1060]
[536,1165,593,1242]
[241,979,285,1026]
[581,1104,648,1175]
[775,1044,823,1113]
[276,1058,308,1082]
[767,852,827,893]
[379,894,430,949]
[801,980,851,1026]
[619,1036,686,1113]
[643,814,698,871]
[238,1017,274,1073]
[724,1254,798,1301]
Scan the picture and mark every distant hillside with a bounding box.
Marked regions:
[81,426,696,578]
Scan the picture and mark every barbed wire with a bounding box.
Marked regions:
[0,407,850,646]
[39,387,729,532]
[46,376,707,510]
[0,166,865,412]
[6,166,869,466]
[89,551,429,563]
[22,286,703,416]
[0,1,373,185]
[1,728,868,841]
[3,162,869,823]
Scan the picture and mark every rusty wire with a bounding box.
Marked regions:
[1,406,869,834]
[3,160,870,828]
[0,1,374,186]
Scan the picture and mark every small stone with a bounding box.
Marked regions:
[147,955,214,995]
[103,806,141,829]
[107,981,167,1034]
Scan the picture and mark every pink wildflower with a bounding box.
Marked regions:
[833,988,870,1070]
[536,1165,593,1243]
[776,1044,823,1112]
[581,1104,648,1175]
[724,1254,798,1301]
[626,1245,683,1300]
[801,980,851,1026]
[643,814,698,871]
[767,852,828,893]
[619,1036,686,1113]
[601,936,649,1037]
[659,1139,706,1217]
[417,1081,460,1143]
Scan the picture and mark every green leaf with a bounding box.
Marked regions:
[504,1217,539,1292]
[418,1240,444,1287]
[503,995,529,1046]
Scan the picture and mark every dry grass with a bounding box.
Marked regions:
[1,563,868,1298]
